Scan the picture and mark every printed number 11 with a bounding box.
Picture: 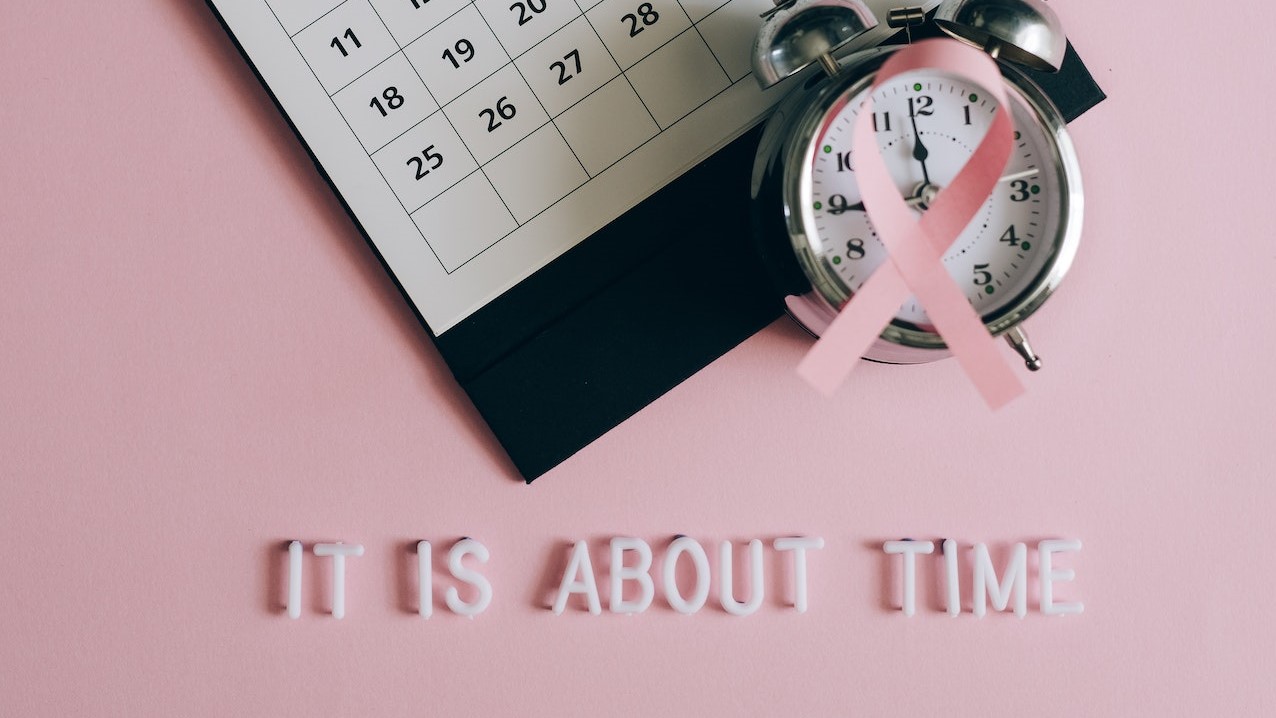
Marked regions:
[331,28,362,57]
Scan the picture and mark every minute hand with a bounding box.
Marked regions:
[909,113,931,186]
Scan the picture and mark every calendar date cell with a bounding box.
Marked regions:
[372,112,478,210]
[513,17,620,117]
[368,0,470,46]
[412,173,517,271]
[404,5,510,106]
[445,65,550,164]
[474,0,582,58]
[554,76,658,175]
[293,0,401,94]
[624,29,727,127]
[585,0,689,69]
[333,53,438,151]
[484,124,588,222]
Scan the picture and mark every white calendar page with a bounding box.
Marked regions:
[211,0,791,333]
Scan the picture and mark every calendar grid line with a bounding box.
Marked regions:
[500,49,591,178]
[471,0,518,62]
[676,0,731,82]
[328,45,399,98]
[625,27,713,130]
[386,0,471,48]
[576,12,659,129]
[283,0,349,39]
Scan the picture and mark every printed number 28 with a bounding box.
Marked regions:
[622,3,659,36]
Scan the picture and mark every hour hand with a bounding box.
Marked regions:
[827,200,865,215]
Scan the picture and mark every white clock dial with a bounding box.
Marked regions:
[804,69,1060,329]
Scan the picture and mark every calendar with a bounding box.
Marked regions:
[210,0,794,333]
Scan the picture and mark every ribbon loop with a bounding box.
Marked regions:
[796,39,1024,409]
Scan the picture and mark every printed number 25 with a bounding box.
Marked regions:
[407,145,443,180]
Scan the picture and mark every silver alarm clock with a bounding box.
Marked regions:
[750,0,1083,369]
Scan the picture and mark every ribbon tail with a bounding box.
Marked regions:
[796,265,912,396]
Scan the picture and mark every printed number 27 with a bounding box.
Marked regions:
[550,49,581,85]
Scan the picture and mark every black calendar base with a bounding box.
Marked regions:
[437,126,779,481]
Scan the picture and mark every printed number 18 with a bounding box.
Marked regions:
[370,87,405,117]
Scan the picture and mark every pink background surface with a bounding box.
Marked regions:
[3,1,1274,715]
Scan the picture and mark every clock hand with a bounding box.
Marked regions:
[828,196,926,215]
[998,168,1040,183]
[909,113,932,186]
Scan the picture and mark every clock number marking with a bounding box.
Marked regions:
[999,225,1021,247]
[479,96,517,132]
[873,112,892,133]
[409,0,429,7]
[442,39,475,68]
[827,194,852,215]
[550,49,582,85]
[963,105,972,126]
[407,145,444,180]
[846,238,866,260]
[370,87,405,117]
[623,3,660,37]
[330,28,362,57]
[510,0,547,26]
[835,151,853,172]
[1009,179,1031,202]
[908,96,934,118]
[973,263,993,286]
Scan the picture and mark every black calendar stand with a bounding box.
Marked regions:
[208,1,1104,481]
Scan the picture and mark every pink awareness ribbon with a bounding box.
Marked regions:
[796,39,1025,409]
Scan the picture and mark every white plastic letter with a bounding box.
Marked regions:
[446,538,492,617]
[553,540,601,615]
[287,541,303,619]
[718,540,764,616]
[883,540,935,616]
[1039,539,1084,616]
[972,542,1027,618]
[609,537,654,615]
[662,536,710,615]
[773,537,824,613]
[313,542,364,620]
[943,539,960,617]
[417,541,433,619]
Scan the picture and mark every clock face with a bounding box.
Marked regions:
[803,68,1065,330]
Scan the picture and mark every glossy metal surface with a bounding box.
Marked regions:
[934,0,1067,72]
[752,0,878,89]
